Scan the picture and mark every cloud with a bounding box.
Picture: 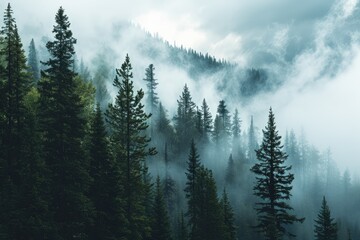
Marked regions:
[4,0,360,174]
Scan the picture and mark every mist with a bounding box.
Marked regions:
[2,0,360,239]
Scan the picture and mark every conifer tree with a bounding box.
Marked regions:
[28,38,40,81]
[231,108,244,159]
[0,5,49,239]
[106,54,156,240]
[201,98,213,142]
[163,143,176,215]
[184,139,201,234]
[88,104,122,240]
[143,64,159,114]
[193,166,224,240]
[177,212,188,240]
[174,84,196,151]
[151,176,173,240]
[221,189,236,240]
[225,154,236,185]
[38,7,93,238]
[314,196,337,240]
[248,115,258,162]
[213,100,231,148]
[251,108,304,240]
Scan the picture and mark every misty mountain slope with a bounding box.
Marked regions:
[77,22,274,103]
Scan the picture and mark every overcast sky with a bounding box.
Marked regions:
[3,0,360,175]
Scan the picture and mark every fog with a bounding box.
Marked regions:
[6,0,360,174]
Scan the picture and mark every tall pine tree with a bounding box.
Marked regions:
[106,54,156,240]
[88,104,123,240]
[38,7,93,239]
[151,176,172,240]
[28,38,40,81]
[251,108,303,240]
[314,196,337,240]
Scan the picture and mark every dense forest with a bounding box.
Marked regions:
[0,3,359,240]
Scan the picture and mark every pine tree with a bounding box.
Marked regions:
[163,143,176,215]
[0,4,48,239]
[106,54,156,240]
[231,108,243,158]
[92,52,111,111]
[184,139,201,235]
[193,166,224,240]
[28,38,40,81]
[314,196,337,240]
[251,108,304,240]
[151,176,173,240]
[248,115,258,163]
[143,64,159,115]
[38,7,93,238]
[177,212,188,240]
[225,154,236,186]
[221,189,236,240]
[88,104,123,240]
[201,98,212,142]
[174,84,196,152]
[213,100,231,148]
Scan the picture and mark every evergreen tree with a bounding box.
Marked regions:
[106,54,156,240]
[176,212,188,240]
[201,98,212,142]
[92,52,111,111]
[38,7,93,238]
[251,108,304,240]
[174,84,196,151]
[314,196,337,240]
[221,189,236,240]
[163,143,176,215]
[225,154,236,186]
[88,104,123,240]
[184,139,201,235]
[151,176,172,240]
[195,107,203,140]
[143,64,159,114]
[231,108,243,159]
[0,4,48,239]
[213,100,231,148]
[28,38,40,81]
[193,166,224,240]
[248,115,258,163]
[156,102,175,147]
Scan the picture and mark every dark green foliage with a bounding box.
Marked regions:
[88,104,122,240]
[192,166,224,240]
[248,115,258,163]
[251,108,304,240]
[201,98,212,142]
[151,176,172,240]
[143,64,159,114]
[184,140,225,240]
[0,4,49,239]
[38,7,93,238]
[155,103,175,147]
[28,38,40,81]
[106,54,156,240]
[184,140,201,231]
[221,190,236,240]
[163,143,176,214]
[314,197,337,240]
[231,108,243,158]
[225,154,236,185]
[213,100,231,147]
[92,52,112,111]
[176,212,188,240]
[174,84,196,151]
